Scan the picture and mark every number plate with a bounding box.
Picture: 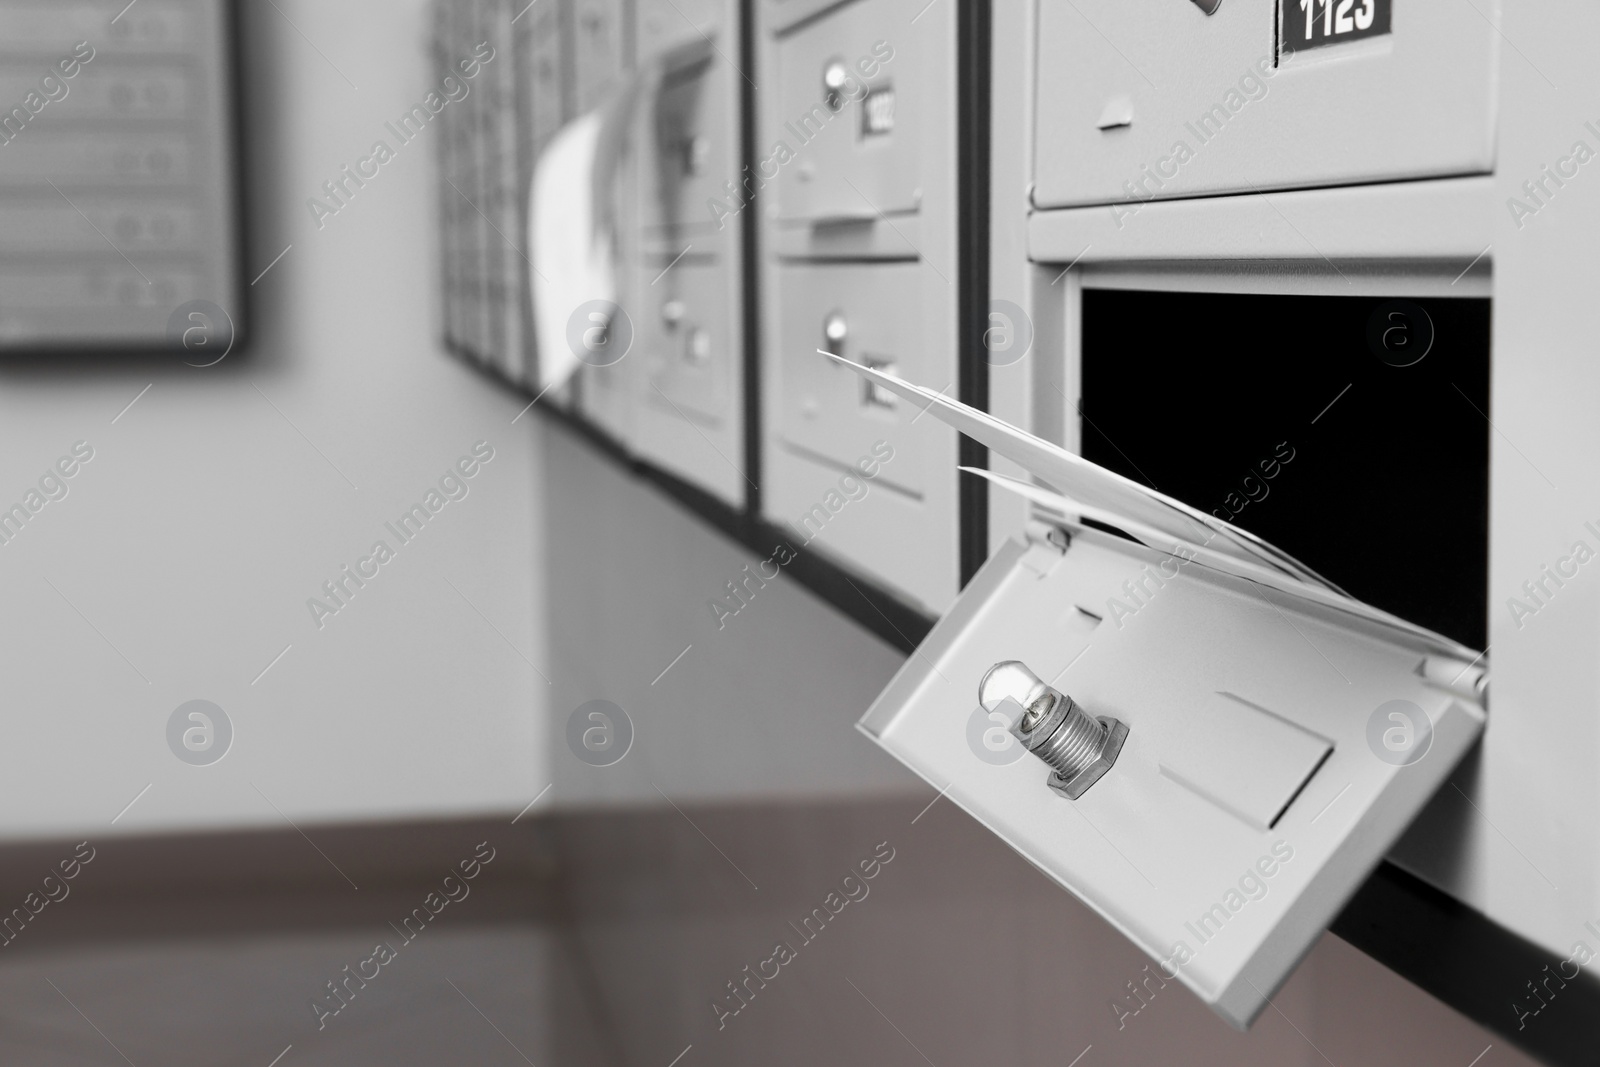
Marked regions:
[861,85,895,137]
[1281,0,1391,55]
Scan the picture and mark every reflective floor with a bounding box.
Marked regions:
[0,797,1530,1066]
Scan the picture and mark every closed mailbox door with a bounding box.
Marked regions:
[1032,0,1497,210]
[773,0,921,221]
[765,261,960,612]
[643,255,732,422]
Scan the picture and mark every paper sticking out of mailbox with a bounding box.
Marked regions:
[532,113,613,392]
[531,37,718,392]
[823,351,1479,660]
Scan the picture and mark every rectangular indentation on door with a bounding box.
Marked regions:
[1157,691,1333,830]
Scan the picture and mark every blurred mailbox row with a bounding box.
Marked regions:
[436,0,748,512]
[759,0,962,614]
[434,0,966,617]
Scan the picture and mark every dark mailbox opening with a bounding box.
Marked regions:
[1081,289,1491,651]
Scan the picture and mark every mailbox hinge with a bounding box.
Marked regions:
[1024,518,1072,555]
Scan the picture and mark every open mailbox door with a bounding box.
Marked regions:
[832,355,1488,1029]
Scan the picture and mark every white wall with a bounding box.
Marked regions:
[536,420,919,809]
[0,0,549,840]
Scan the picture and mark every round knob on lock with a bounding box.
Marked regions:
[822,58,848,111]
[822,311,847,354]
[979,659,1129,800]
[661,300,686,329]
[823,58,849,93]
[979,660,1058,732]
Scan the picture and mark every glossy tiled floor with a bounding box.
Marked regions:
[0,929,603,1067]
[0,799,1535,1066]
[554,796,1538,1067]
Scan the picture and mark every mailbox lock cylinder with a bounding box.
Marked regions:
[979,661,1128,800]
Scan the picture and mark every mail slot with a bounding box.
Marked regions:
[1031,0,1496,210]
[772,0,918,222]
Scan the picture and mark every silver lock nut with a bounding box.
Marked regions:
[1045,717,1128,800]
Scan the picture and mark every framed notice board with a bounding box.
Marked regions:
[0,0,242,354]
